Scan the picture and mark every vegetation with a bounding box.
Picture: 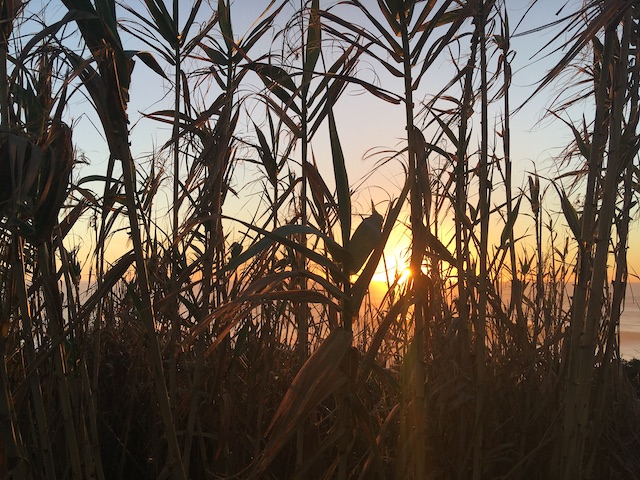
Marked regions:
[1,0,639,479]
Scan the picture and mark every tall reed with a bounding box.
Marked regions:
[0,1,638,479]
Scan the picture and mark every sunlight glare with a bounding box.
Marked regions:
[371,249,412,286]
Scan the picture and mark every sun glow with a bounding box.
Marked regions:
[371,250,412,287]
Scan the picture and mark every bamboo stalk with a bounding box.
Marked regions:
[396,7,428,478]
[10,240,51,480]
[560,20,615,479]
[473,1,489,477]
[37,243,84,479]
[565,12,631,479]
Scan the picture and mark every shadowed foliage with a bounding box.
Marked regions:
[0,1,639,479]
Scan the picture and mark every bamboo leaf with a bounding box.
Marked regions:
[528,175,540,215]
[141,0,178,47]
[217,0,234,52]
[244,62,296,92]
[414,5,462,33]
[352,175,410,307]
[77,175,123,186]
[77,252,136,324]
[221,221,346,281]
[348,209,383,274]
[412,3,471,84]
[549,112,590,160]
[411,0,438,36]
[554,185,582,241]
[376,0,401,36]
[426,231,456,264]
[306,154,338,232]
[319,9,400,60]
[255,329,352,477]
[500,195,522,248]
[239,1,287,55]
[328,108,351,247]
[125,50,168,79]
[180,0,204,44]
[200,44,228,65]
[432,112,459,148]
[350,0,403,58]
[253,122,277,186]
[248,64,302,116]
[357,294,412,388]
[517,0,623,110]
[303,0,321,85]
[262,95,302,137]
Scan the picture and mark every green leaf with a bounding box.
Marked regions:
[426,231,456,264]
[328,109,351,247]
[348,210,383,274]
[253,122,277,186]
[221,221,346,281]
[376,0,401,36]
[245,62,296,92]
[303,0,321,85]
[142,0,178,47]
[500,195,522,248]
[218,0,234,52]
[554,185,581,241]
[125,50,168,79]
[352,176,410,307]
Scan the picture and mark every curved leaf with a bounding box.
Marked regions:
[328,108,351,247]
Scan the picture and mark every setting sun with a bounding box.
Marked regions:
[371,248,412,286]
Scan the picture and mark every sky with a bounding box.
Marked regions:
[18,0,639,281]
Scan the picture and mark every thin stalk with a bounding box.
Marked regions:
[114,131,187,480]
[0,23,19,476]
[500,10,522,331]
[456,14,479,371]
[398,7,427,479]
[59,240,106,480]
[38,242,84,479]
[172,0,181,264]
[183,336,204,476]
[0,337,24,478]
[473,2,489,477]
[296,0,311,470]
[2,237,31,478]
[297,0,310,364]
[170,0,181,457]
[0,42,8,127]
[587,147,632,478]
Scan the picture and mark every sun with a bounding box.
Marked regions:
[371,249,412,286]
[397,265,412,284]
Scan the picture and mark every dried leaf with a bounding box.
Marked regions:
[255,329,352,476]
